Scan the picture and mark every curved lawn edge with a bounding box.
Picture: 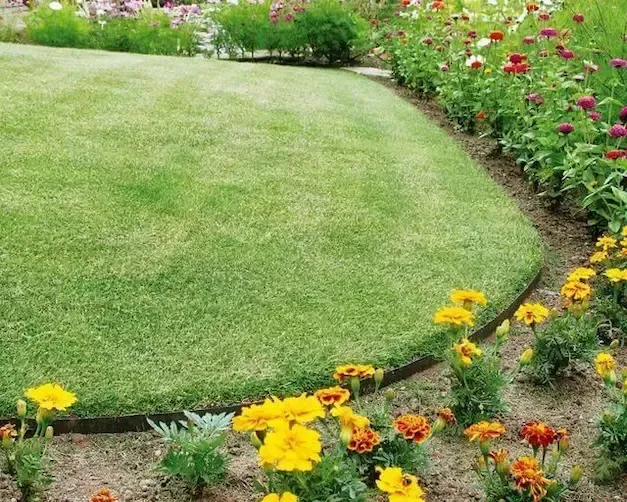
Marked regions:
[0,268,541,435]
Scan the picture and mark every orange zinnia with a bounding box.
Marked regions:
[431,0,446,10]
[394,414,432,444]
[511,456,550,502]
[348,427,381,453]
[464,421,506,443]
[520,421,555,449]
[314,386,350,407]
[489,30,505,41]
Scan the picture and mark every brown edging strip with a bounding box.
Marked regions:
[0,268,541,435]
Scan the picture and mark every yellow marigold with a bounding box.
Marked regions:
[464,421,506,443]
[567,267,596,282]
[514,303,549,326]
[279,394,325,425]
[233,398,285,432]
[348,426,381,453]
[511,456,550,502]
[375,467,426,502]
[622,226,627,237]
[604,268,627,283]
[595,352,616,378]
[90,489,118,502]
[450,289,488,309]
[24,383,77,412]
[258,423,322,472]
[331,406,370,431]
[393,414,432,444]
[597,236,618,251]
[314,386,350,407]
[621,238,627,247]
[453,338,482,366]
[262,493,298,502]
[560,281,591,301]
[333,364,375,382]
[590,251,608,264]
[433,306,474,327]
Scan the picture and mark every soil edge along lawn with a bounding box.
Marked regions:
[0,43,542,417]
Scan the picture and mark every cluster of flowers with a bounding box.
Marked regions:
[233,364,456,501]
[465,419,581,502]
[268,0,308,23]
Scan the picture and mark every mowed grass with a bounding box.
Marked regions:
[0,44,542,417]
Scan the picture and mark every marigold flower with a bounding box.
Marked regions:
[314,386,350,407]
[590,251,608,264]
[511,456,550,502]
[520,421,555,449]
[453,338,482,366]
[262,493,298,502]
[434,306,474,327]
[280,394,325,425]
[604,268,627,283]
[514,303,549,326]
[560,280,591,301]
[258,423,322,472]
[437,408,456,425]
[233,398,285,432]
[394,414,432,444]
[489,30,504,42]
[348,426,381,453]
[24,383,77,412]
[595,352,616,378]
[464,421,506,443]
[0,424,18,440]
[597,236,618,251]
[333,364,375,382]
[331,406,370,432]
[567,267,596,282]
[90,489,118,502]
[376,467,426,502]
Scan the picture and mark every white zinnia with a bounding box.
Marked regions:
[477,38,491,48]
[465,55,485,68]
[49,1,62,10]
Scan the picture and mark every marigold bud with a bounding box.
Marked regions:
[569,464,584,486]
[495,319,510,339]
[609,339,620,351]
[350,376,361,396]
[520,348,534,366]
[16,400,27,419]
[250,431,263,449]
[374,368,385,390]
[45,426,54,440]
[340,426,353,445]
[432,417,445,434]
[384,389,395,403]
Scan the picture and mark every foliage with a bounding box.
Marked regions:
[147,411,233,492]
[26,4,91,48]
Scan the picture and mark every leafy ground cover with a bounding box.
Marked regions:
[0,44,541,417]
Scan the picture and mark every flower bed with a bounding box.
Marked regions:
[379,0,627,232]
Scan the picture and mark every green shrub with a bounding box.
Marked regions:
[26,5,90,48]
[212,1,269,57]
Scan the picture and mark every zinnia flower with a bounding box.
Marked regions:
[314,386,350,407]
[610,58,627,68]
[511,456,550,502]
[556,122,575,134]
[526,93,544,105]
[394,414,432,443]
[539,27,558,38]
[489,30,504,42]
[453,338,483,366]
[572,13,584,23]
[233,398,285,432]
[348,426,381,453]
[595,352,616,379]
[90,489,118,502]
[538,11,550,20]
[520,421,555,449]
[430,0,446,10]
[597,235,618,251]
[590,251,608,264]
[258,423,322,472]
[526,3,539,12]
[577,96,596,110]
[567,267,596,282]
[466,55,485,69]
[280,394,325,425]
[604,268,627,283]
[620,106,627,123]
[376,467,426,502]
[25,383,77,412]
[559,48,575,59]
[450,289,487,309]
[464,421,506,443]
[523,36,536,45]
[560,280,591,301]
[262,493,298,502]
[589,111,602,121]
[433,306,474,327]
[606,150,627,160]
[609,124,627,138]
[514,303,549,326]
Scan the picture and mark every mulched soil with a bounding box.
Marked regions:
[2,72,625,502]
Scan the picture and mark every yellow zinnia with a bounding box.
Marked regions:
[595,352,616,378]
[597,236,618,251]
[258,423,322,472]
[604,268,627,283]
[433,306,474,327]
[567,267,596,282]
[277,394,325,425]
[453,338,482,366]
[262,493,298,502]
[375,467,426,502]
[450,289,488,310]
[590,251,608,264]
[514,303,549,326]
[233,398,285,432]
[24,383,77,412]
[560,281,591,301]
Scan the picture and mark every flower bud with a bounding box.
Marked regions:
[250,431,263,449]
[45,426,54,440]
[374,368,385,390]
[16,400,27,419]
[472,455,487,473]
[604,369,617,387]
[340,426,353,445]
[520,348,534,366]
[569,464,584,486]
[350,376,361,396]
[432,417,445,434]
[610,339,620,351]
[384,389,395,403]
[479,440,490,456]
[495,319,510,339]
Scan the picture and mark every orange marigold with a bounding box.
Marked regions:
[314,386,350,407]
[393,414,432,444]
[348,427,381,453]
[520,421,555,449]
[437,408,456,425]
[90,489,119,502]
[0,424,18,440]
[511,456,551,502]
[464,421,506,443]
[333,364,375,382]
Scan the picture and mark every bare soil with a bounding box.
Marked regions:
[2,71,625,502]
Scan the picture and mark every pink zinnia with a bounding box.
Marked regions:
[609,124,627,138]
[620,106,627,123]
[557,123,575,134]
[589,111,602,122]
[440,63,450,72]
[540,27,558,38]
[467,30,477,38]
[606,150,626,160]
[526,93,544,105]
[610,58,627,68]
[577,96,596,110]
[572,13,584,24]
[539,11,551,21]
[559,49,575,59]
[523,36,536,45]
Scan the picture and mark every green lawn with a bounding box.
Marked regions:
[0,44,542,417]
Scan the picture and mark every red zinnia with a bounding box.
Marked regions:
[526,3,539,12]
[538,11,551,21]
[572,13,584,24]
[606,150,626,160]
[577,96,596,110]
[489,30,505,42]
[523,36,536,45]
[557,123,575,134]
[431,0,446,10]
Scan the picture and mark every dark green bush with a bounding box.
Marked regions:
[26,5,91,48]
[212,1,269,57]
